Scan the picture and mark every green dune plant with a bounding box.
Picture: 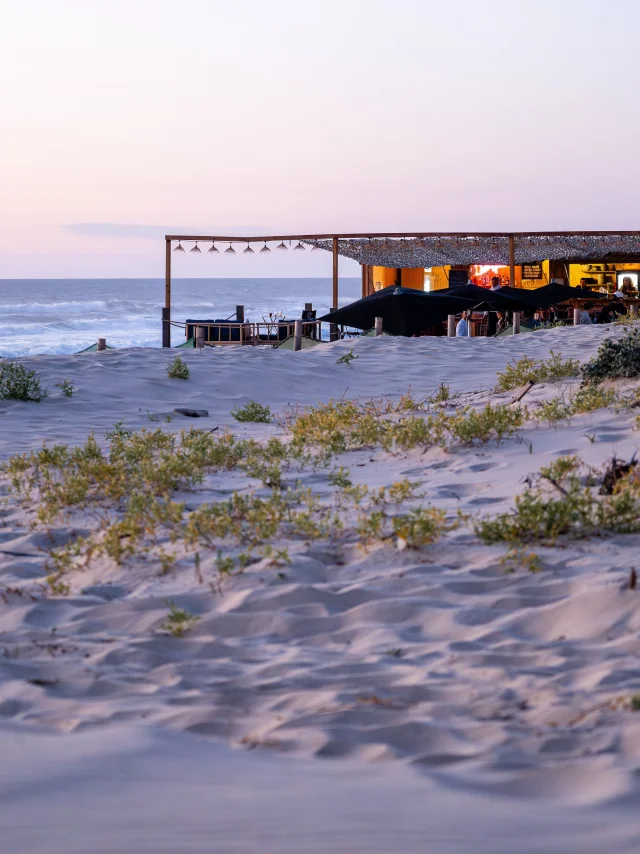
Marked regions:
[167,355,190,379]
[475,455,640,544]
[581,328,640,384]
[495,351,580,392]
[231,400,273,422]
[0,361,47,402]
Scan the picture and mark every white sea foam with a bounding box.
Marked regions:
[0,277,360,356]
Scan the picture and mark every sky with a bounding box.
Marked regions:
[1,0,639,278]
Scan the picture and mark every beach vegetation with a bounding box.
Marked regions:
[447,403,527,446]
[581,329,640,384]
[475,456,640,544]
[495,351,580,392]
[499,548,543,574]
[534,385,618,426]
[162,600,200,637]
[105,420,133,440]
[231,400,273,423]
[0,361,48,402]
[392,507,450,548]
[428,383,454,405]
[166,355,190,380]
[55,378,74,398]
[336,348,358,366]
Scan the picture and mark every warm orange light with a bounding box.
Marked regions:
[472,265,502,277]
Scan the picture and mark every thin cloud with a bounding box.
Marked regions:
[64,223,271,240]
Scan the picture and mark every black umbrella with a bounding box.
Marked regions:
[319,286,471,336]
[435,283,533,311]
[530,282,603,304]
[497,284,602,308]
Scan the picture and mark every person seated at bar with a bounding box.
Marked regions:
[620,276,638,298]
[490,276,502,291]
[494,311,506,334]
[521,309,541,329]
[456,311,469,337]
[598,295,627,323]
[579,302,595,324]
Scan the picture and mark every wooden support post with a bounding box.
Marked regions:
[332,238,339,309]
[361,264,367,298]
[236,305,245,323]
[513,312,521,334]
[509,234,516,289]
[374,316,383,336]
[97,338,106,351]
[163,238,171,348]
[630,304,637,319]
[447,315,456,337]
[469,319,476,337]
[330,237,339,342]
[195,326,204,349]
[573,307,581,326]
[293,320,303,351]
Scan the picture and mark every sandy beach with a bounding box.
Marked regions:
[2,325,640,852]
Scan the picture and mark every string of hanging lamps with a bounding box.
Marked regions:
[174,237,328,255]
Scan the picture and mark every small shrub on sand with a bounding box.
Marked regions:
[496,351,580,392]
[392,507,450,548]
[231,401,273,423]
[336,349,358,366]
[475,456,640,544]
[105,419,133,440]
[167,355,190,379]
[535,385,618,426]
[581,329,640,384]
[0,361,47,402]
[448,403,527,446]
[55,378,75,397]
[162,600,199,637]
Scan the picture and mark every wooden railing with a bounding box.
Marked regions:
[169,319,325,346]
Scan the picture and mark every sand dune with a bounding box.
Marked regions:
[1,324,640,852]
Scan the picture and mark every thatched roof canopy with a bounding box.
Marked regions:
[307,234,640,268]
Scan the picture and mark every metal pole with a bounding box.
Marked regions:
[163,238,171,348]
[513,312,521,334]
[509,234,516,289]
[573,308,581,326]
[447,315,456,337]
[374,316,383,336]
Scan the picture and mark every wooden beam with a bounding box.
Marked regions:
[165,229,640,243]
[509,234,516,288]
[361,264,367,298]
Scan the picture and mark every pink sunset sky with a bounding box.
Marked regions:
[1,0,639,278]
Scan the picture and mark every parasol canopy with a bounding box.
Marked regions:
[319,286,472,336]
[435,284,534,311]
[525,282,604,305]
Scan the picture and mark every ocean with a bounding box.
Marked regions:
[0,278,361,357]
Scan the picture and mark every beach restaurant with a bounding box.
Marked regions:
[162,231,640,346]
